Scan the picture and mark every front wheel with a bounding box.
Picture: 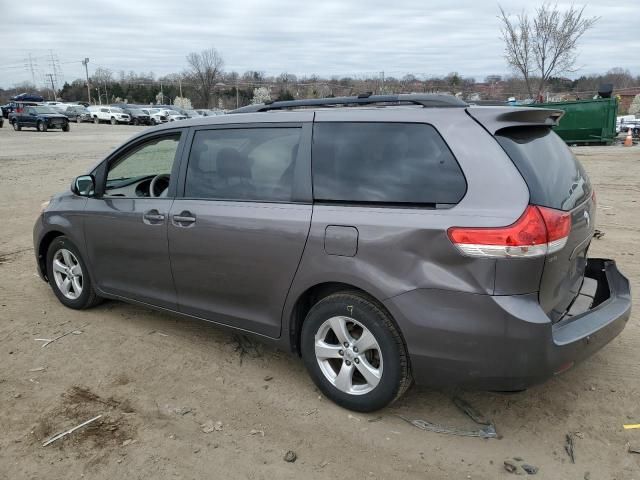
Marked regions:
[301,292,412,412]
[76,117,81,123]
[46,236,102,309]
[110,117,116,125]
[62,122,70,132]
[93,117,99,124]
[12,120,21,131]
[37,121,47,132]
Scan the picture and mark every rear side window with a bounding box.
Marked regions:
[312,122,466,205]
[185,128,301,201]
[496,127,591,211]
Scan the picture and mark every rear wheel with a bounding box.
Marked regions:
[301,292,412,412]
[37,121,47,132]
[62,122,70,132]
[46,236,102,309]
[93,116,99,124]
[110,117,116,125]
[75,116,81,123]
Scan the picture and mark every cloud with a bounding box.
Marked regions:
[1,0,638,88]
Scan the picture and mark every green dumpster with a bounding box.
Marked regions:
[530,97,618,145]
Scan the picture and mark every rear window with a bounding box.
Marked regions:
[496,127,591,211]
[312,122,466,205]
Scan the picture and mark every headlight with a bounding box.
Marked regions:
[40,199,50,213]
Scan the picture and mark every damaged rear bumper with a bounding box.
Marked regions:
[384,258,631,390]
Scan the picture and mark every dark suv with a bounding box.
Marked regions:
[122,107,153,126]
[33,94,631,412]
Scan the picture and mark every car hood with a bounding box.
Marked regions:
[40,113,68,119]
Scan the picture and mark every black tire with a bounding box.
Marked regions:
[13,120,21,131]
[76,117,81,123]
[93,116,99,124]
[46,236,102,310]
[133,118,139,126]
[37,121,47,132]
[110,117,116,125]
[301,292,412,412]
[62,122,70,132]
[151,118,157,125]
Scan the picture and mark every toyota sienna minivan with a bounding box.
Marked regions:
[34,94,631,412]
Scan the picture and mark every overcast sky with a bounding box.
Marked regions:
[1,0,638,88]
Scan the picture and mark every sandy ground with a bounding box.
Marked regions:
[0,122,639,480]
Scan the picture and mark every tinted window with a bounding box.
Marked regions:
[185,128,301,201]
[495,127,591,211]
[312,123,466,205]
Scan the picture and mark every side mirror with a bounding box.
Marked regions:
[72,175,95,197]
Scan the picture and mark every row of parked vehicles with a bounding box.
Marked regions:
[1,95,224,132]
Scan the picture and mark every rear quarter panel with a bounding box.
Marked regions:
[283,108,533,332]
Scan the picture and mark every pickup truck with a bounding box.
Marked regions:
[87,106,131,125]
[10,105,70,132]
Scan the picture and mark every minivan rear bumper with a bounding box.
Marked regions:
[384,258,631,390]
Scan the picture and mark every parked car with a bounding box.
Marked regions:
[141,108,168,125]
[1,104,11,118]
[184,109,203,118]
[160,109,187,122]
[87,106,131,125]
[121,107,153,126]
[196,109,223,116]
[617,120,640,137]
[33,94,631,412]
[10,105,70,132]
[61,105,92,123]
[0,114,3,128]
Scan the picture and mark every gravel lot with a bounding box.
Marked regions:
[0,122,638,479]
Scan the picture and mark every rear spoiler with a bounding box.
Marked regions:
[466,106,564,134]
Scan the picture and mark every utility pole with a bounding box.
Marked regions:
[46,73,56,100]
[179,78,183,99]
[26,53,37,85]
[236,81,239,109]
[82,58,91,104]
[380,71,385,94]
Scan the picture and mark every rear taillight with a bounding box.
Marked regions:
[447,205,571,258]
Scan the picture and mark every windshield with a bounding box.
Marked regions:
[111,107,124,113]
[129,109,145,115]
[33,106,58,114]
[68,106,88,113]
[167,110,180,115]
[148,109,160,114]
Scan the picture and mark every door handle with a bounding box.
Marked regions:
[172,211,196,226]
[143,209,165,224]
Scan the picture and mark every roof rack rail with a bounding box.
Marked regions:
[229,94,467,114]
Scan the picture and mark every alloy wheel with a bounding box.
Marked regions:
[314,316,383,395]
[52,248,83,300]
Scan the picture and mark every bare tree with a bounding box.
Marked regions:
[186,48,224,108]
[499,4,598,100]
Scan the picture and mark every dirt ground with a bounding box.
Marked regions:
[0,122,638,479]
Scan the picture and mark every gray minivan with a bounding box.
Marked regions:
[34,94,631,412]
